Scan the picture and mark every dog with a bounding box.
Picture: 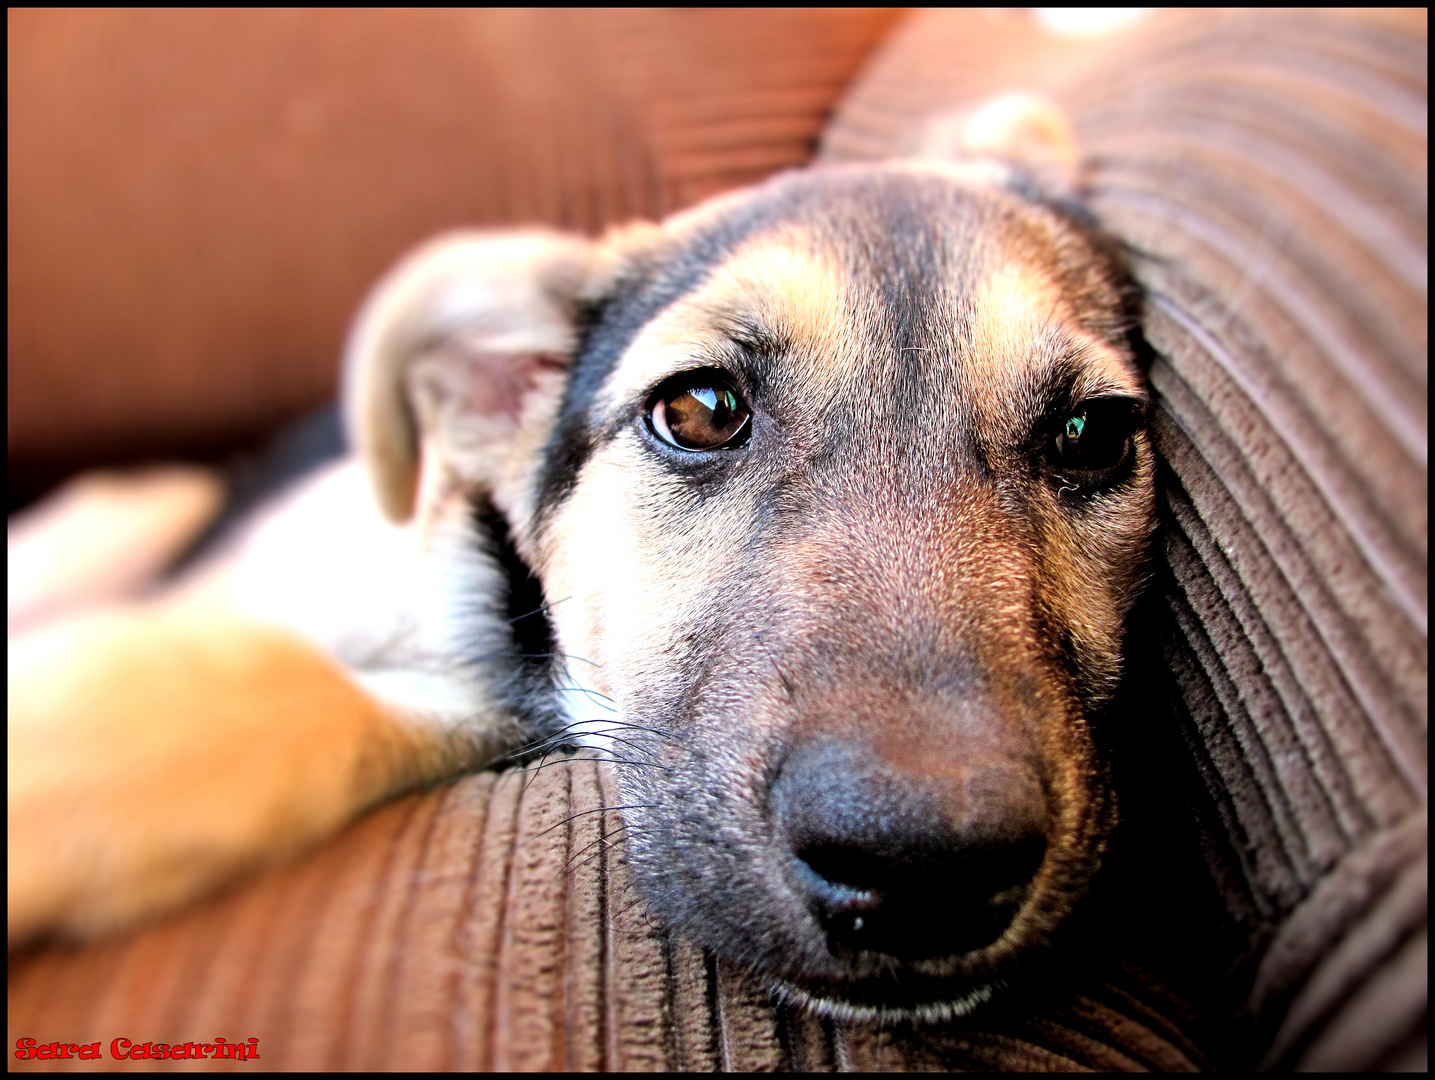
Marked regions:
[8,95,1155,1022]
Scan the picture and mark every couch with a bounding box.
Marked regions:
[8,9,1425,1070]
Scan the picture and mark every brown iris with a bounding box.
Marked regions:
[650,380,750,451]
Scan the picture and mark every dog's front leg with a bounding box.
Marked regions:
[7,602,473,945]
[9,227,603,945]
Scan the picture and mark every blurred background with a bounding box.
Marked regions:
[7,8,905,513]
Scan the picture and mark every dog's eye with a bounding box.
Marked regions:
[1052,398,1140,473]
[649,379,751,451]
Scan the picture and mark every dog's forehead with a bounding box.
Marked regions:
[584,167,1131,408]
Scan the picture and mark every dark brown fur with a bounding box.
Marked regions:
[519,165,1156,1019]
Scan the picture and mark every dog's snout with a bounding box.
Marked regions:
[773,739,1048,961]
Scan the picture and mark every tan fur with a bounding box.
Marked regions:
[8,607,452,941]
[7,466,224,634]
[590,232,854,419]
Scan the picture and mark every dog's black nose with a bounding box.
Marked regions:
[773,739,1048,960]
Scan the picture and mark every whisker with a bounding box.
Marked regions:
[525,802,656,842]
[552,652,603,668]
[610,892,667,930]
[570,718,682,743]
[559,756,668,773]
[574,732,661,759]
[753,628,795,701]
[496,715,626,753]
[563,833,629,876]
[498,721,666,763]
[562,816,629,851]
[514,757,672,787]
[548,712,682,744]
[551,684,619,707]
[506,593,573,627]
[499,728,607,761]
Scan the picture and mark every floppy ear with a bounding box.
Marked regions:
[342,230,596,523]
[910,91,1079,195]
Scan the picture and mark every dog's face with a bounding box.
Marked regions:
[348,163,1155,1019]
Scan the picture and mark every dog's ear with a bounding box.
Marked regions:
[909,91,1079,196]
[343,230,596,523]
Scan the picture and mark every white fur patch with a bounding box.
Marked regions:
[197,458,504,733]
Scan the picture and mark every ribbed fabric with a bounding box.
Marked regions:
[8,757,1205,1072]
[822,9,1426,1070]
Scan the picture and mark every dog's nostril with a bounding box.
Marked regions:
[793,831,1048,959]
[795,843,891,894]
[775,740,1049,961]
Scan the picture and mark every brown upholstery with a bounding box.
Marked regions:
[7,8,902,507]
[8,9,1426,1071]
[9,758,1207,1071]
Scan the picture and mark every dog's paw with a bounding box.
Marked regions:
[7,606,449,945]
[7,465,225,634]
[905,91,1081,198]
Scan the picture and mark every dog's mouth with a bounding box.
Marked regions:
[759,925,1025,1024]
[754,843,1059,1021]
[770,970,1001,1024]
[730,735,1066,1006]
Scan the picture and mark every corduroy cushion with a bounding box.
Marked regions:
[7,10,1425,1072]
[9,758,1209,1071]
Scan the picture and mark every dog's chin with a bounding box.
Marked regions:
[765,921,1052,1023]
[769,974,1001,1025]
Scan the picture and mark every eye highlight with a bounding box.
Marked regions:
[649,377,751,451]
[1051,397,1142,476]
